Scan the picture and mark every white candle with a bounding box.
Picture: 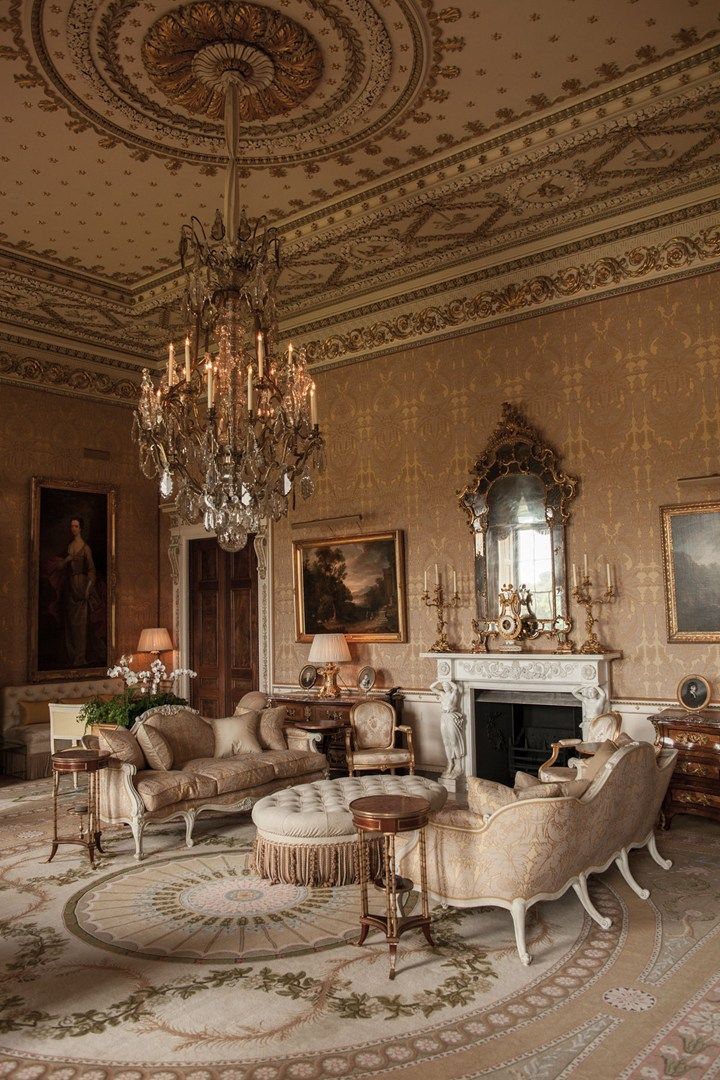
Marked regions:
[606,562,612,589]
[167,342,174,387]
[206,357,214,410]
[247,364,253,412]
[288,342,293,363]
[583,552,588,578]
[184,336,191,382]
[453,569,457,595]
[424,569,427,593]
[572,563,578,588]
[309,382,317,427]
[257,331,264,378]
[434,563,439,586]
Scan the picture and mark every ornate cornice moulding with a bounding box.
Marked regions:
[298,222,720,370]
[0,350,138,406]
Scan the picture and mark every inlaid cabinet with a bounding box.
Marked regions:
[649,709,720,827]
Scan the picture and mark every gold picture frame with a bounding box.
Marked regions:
[661,501,720,643]
[29,478,117,682]
[293,531,406,643]
[676,674,711,713]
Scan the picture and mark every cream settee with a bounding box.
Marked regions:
[398,741,677,965]
[96,702,326,859]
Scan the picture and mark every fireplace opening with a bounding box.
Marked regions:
[473,690,582,785]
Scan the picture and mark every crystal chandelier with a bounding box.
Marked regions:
[133,80,325,552]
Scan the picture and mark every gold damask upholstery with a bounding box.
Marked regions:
[344,700,415,776]
[398,742,677,966]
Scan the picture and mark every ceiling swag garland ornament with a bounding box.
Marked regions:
[134,59,325,551]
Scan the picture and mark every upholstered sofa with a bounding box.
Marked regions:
[95,701,326,859]
[398,741,677,965]
[1,679,123,779]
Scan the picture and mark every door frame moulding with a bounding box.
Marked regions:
[168,520,273,698]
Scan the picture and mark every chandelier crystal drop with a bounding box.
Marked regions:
[132,80,325,552]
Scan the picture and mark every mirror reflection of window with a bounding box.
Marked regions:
[487,474,555,620]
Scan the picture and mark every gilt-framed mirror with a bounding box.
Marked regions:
[459,403,578,639]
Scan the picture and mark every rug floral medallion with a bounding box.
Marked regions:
[1,781,719,1079]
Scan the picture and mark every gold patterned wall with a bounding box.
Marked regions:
[0,383,161,687]
[272,270,720,701]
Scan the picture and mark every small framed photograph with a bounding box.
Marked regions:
[298,664,318,691]
[676,674,711,713]
[357,666,376,693]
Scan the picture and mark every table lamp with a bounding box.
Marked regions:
[307,633,351,698]
[136,627,173,657]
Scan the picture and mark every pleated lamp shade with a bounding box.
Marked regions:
[136,627,173,654]
[307,633,351,664]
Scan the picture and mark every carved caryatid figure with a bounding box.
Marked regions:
[430,677,466,778]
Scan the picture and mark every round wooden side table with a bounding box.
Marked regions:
[48,748,110,867]
[349,793,433,979]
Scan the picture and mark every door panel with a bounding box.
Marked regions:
[189,538,258,717]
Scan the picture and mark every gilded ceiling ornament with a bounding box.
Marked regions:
[141,1,324,121]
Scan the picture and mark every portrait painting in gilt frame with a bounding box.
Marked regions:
[29,478,117,681]
[293,531,406,643]
[661,501,720,643]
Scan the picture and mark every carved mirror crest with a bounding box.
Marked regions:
[459,403,578,641]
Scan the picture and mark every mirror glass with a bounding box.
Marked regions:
[460,403,578,640]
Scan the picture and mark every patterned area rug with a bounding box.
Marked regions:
[2,779,720,1079]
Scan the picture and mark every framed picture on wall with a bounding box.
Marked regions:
[293,531,407,643]
[661,501,720,643]
[29,478,117,681]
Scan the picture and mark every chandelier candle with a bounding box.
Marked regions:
[133,77,325,552]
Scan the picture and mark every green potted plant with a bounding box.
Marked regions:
[81,654,197,730]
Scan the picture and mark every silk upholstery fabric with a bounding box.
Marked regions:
[96,725,145,770]
[136,724,173,770]
[211,713,262,757]
[143,707,214,765]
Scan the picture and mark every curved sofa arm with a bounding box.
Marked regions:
[285,725,320,754]
[99,759,144,824]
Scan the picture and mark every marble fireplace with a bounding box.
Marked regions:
[422,651,622,792]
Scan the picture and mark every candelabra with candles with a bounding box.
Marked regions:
[421,565,461,652]
[571,556,617,654]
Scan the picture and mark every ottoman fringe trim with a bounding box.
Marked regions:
[252,835,382,886]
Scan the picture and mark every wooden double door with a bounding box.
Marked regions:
[188,538,259,718]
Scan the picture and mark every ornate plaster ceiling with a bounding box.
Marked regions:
[1,0,719,398]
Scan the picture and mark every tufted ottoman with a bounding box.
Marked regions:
[252,775,447,887]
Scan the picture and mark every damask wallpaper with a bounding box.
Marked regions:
[0,383,160,687]
[272,270,720,702]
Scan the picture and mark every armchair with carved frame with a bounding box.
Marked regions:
[539,710,623,782]
[344,699,415,777]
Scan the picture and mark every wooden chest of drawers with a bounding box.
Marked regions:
[271,691,402,775]
[649,709,720,827]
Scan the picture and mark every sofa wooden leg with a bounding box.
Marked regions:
[615,848,650,900]
[131,818,145,861]
[572,874,612,929]
[184,810,196,848]
[510,898,532,965]
[647,834,672,870]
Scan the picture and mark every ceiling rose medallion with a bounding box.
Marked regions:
[141,1,324,121]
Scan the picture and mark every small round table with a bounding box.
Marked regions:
[350,793,433,980]
[48,748,110,867]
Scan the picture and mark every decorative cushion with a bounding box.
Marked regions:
[96,725,145,770]
[516,782,566,800]
[575,739,618,781]
[18,701,51,726]
[236,691,269,713]
[514,771,541,790]
[614,732,634,746]
[258,749,327,780]
[258,706,288,751]
[143,708,214,765]
[182,756,275,795]
[135,770,216,812]
[136,725,173,770]
[467,777,516,816]
[515,770,590,799]
[211,713,261,758]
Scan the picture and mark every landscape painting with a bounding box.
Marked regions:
[661,502,720,643]
[294,531,406,643]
